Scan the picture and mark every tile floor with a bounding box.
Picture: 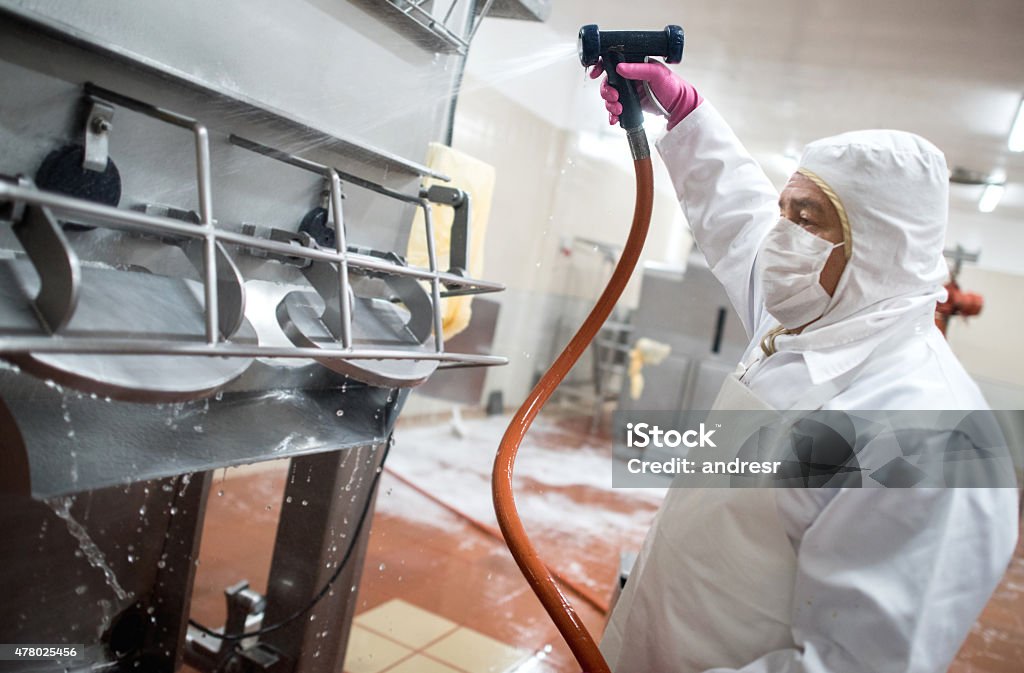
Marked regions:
[344,599,535,673]
[186,412,1024,673]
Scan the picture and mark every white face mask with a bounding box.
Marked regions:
[756,218,845,329]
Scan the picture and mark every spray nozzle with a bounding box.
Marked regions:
[578,24,685,131]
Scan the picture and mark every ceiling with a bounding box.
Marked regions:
[465,0,1024,274]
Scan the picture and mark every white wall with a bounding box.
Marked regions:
[946,266,1024,408]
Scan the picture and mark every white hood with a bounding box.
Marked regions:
[779,130,950,371]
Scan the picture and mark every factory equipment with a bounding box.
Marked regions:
[545,236,633,431]
[617,257,748,438]
[0,1,534,670]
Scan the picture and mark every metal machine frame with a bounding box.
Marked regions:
[0,3,525,671]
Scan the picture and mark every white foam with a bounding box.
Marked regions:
[379,414,665,556]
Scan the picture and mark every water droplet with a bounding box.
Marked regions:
[214,391,223,401]
[217,489,224,497]
[301,500,309,507]
[285,496,293,504]
[336,409,345,417]
[74,585,87,595]
[378,563,385,571]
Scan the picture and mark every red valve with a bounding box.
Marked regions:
[935,281,983,335]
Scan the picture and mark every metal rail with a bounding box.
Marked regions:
[0,85,506,370]
[0,338,505,364]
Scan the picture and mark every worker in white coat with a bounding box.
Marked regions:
[590,60,1020,672]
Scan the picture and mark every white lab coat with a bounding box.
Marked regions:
[599,102,1019,673]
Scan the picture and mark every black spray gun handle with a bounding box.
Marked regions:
[578,24,685,130]
[603,52,645,130]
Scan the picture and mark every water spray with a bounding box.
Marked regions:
[492,23,685,673]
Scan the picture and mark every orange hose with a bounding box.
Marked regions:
[383,466,610,615]
[493,155,655,673]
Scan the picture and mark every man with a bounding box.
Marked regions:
[590,60,1019,672]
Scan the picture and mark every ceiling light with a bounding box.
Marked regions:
[978,183,1005,213]
[1009,96,1024,152]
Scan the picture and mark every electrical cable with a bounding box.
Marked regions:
[493,147,654,673]
[188,436,392,643]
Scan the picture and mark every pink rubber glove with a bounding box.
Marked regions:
[589,60,702,131]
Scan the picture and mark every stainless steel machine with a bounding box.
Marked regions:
[617,255,748,426]
[0,1,547,670]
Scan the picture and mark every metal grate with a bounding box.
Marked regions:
[377,0,497,55]
[0,84,506,371]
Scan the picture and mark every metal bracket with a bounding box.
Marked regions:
[11,197,81,333]
[136,204,247,339]
[83,99,115,172]
[181,238,247,339]
[422,185,471,279]
[238,223,430,344]
[224,580,267,640]
[301,249,432,345]
[185,579,272,672]
[240,224,315,268]
[299,258,355,341]
[0,174,27,225]
[347,245,408,278]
